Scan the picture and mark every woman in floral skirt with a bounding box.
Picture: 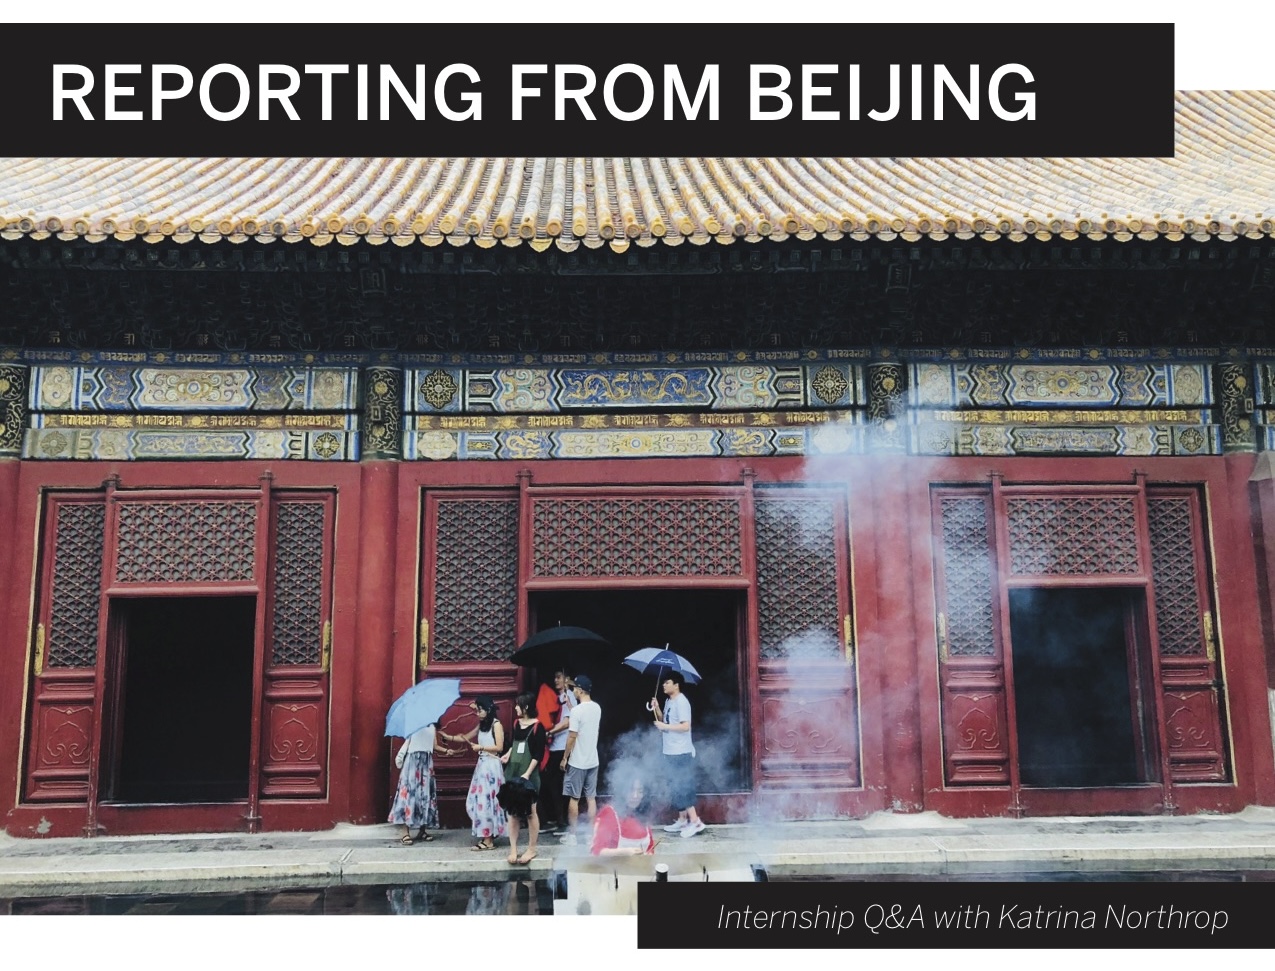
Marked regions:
[441,694,507,851]
[389,721,449,845]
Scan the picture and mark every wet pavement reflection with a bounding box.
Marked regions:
[2,878,553,915]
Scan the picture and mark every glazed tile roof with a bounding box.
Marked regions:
[2,91,1273,250]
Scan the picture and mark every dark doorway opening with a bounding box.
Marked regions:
[106,596,256,803]
[1008,587,1155,788]
[530,589,747,799]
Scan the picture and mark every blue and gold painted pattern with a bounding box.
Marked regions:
[912,422,1219,457]
[23,428,356,461]
[30,413,357,432]
[407,364,855,413]
[557,369,715,408]
[910,362,1212,409]
[1249,362,1275,408]
[402,415,862,461]
[6,352,1255,461]
[28,366,359,412]
[22,363,360,460]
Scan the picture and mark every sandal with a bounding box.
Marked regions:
[399,835,415,846]
[517,850,537,865]
[471,839,495,851]
[416,831,435,842]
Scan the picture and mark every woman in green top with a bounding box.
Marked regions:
[497,692,547,865]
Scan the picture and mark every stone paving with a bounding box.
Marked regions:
[2,807,1275,897]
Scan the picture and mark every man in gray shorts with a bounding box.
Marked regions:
[559,674,601,845]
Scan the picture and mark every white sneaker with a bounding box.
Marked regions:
[558,833,578,845]
[680,820,707,839]
[662,819,688,833]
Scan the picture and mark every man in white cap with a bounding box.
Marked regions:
[559,673,600,845]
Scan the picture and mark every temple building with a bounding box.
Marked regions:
[2,90,1275,837]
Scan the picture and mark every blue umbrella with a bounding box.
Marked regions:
[384,677,462,738]
[623,645,702,696]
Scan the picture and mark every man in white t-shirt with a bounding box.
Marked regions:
[651,670,705,838]
[559,673,601,845]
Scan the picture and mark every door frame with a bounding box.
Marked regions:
[6,460,360,839]
[920,455,1261,818]
[88,483,269,834]
[96,590,262,808]
[1002,581,1164,802]
[525,583,755,795]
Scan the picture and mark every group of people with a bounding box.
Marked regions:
[387,665,706,858]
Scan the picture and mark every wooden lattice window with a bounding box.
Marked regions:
[938,494,997,658]
[45,500,106,669]
[531,495,742,578]
[1005,495,1140,576]
[270,500,328,666]
[755,492,843,659]
[116,500,257,583]
[430,495,519,662]
[1147,495,1207,657]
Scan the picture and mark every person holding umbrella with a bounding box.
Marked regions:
[440,695,507,852]
[385,677,462,846]
[389,721,451,845]
[651,670,706,839]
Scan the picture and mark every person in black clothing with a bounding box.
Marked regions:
[498,692,547,865]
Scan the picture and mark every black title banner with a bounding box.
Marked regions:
[637,880,1268,948]
[6,22,1174,157]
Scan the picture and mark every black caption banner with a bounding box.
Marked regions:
[637,881,1267,948]
[3,22,1174,157]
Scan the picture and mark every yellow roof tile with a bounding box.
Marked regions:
[3,92,1274,249]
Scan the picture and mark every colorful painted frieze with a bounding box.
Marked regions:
[23,427,356,461]
[912,421,1218,456]
[28,366,359,412]
[407,364,858,413]
[909,362,1212,409]
[403,414,862,460]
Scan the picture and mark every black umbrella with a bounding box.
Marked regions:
[509,625,611,669]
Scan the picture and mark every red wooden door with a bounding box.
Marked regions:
[931,487,1012,786]
[94,488,266,831]
[258,491,337,800]
[21,481,341,833]
[1146,488,1230,784]
[22,494,106,807]
[418,488,522,814]
[752,485,858,798]
[931,479,1232,813]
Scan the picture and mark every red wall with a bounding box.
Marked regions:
[4,452,1273,837]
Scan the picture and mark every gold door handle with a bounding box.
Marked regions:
[321,620,332,672]
[937,612,949,661]
[1202,611,1217,661]
[418,618,430,670]
[843,615,854,662]
[33,623,46,676]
